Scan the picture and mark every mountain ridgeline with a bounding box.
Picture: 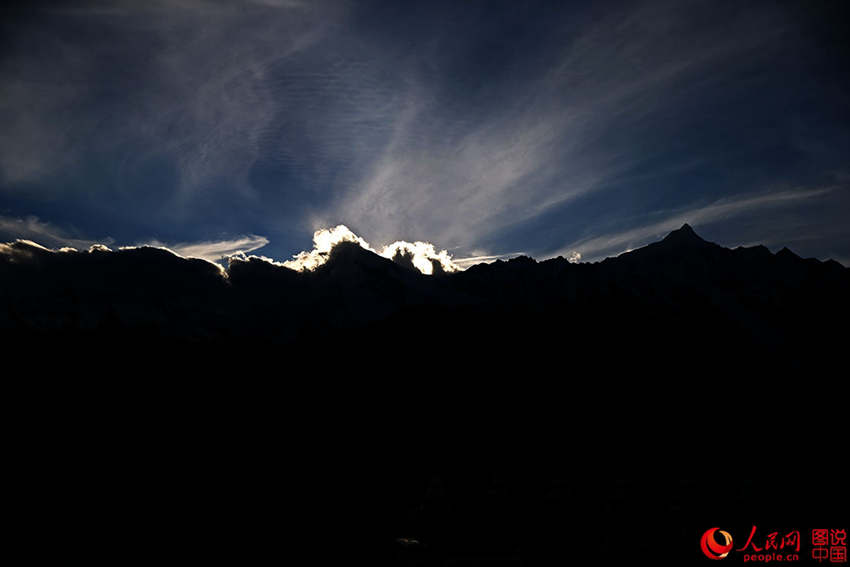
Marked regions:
[1,224,846,375]
[4,224,847,565]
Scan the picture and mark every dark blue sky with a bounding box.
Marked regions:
[1,0,848,265]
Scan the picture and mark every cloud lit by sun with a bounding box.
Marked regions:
[282,225,461,275]
[283,225,372,272]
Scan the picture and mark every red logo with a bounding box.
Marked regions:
[701,527,734,560]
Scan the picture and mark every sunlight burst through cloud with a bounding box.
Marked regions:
[283,225,460,274]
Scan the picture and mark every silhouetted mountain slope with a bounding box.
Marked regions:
[2,225,847,367]
[3,227,847,565]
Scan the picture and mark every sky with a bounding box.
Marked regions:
[1,0,849,266]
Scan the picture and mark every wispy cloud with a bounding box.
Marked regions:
[550,186,835,262]
[3,1,846,266]
[0,214,112,250]
[452,252,527,266]
[1,0,344,197]
[142,235,270,262]
[0,213,270,263]
[326,2,786,254]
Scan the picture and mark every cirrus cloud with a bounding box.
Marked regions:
[141,235,270,262]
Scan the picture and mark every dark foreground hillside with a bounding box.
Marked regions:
[2,225,847,564]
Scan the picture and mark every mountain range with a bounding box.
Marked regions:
[2,223,846,372]
[3,223,847,564]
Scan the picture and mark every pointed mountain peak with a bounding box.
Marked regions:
[662,223,706,245]
[776,246,800,260]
